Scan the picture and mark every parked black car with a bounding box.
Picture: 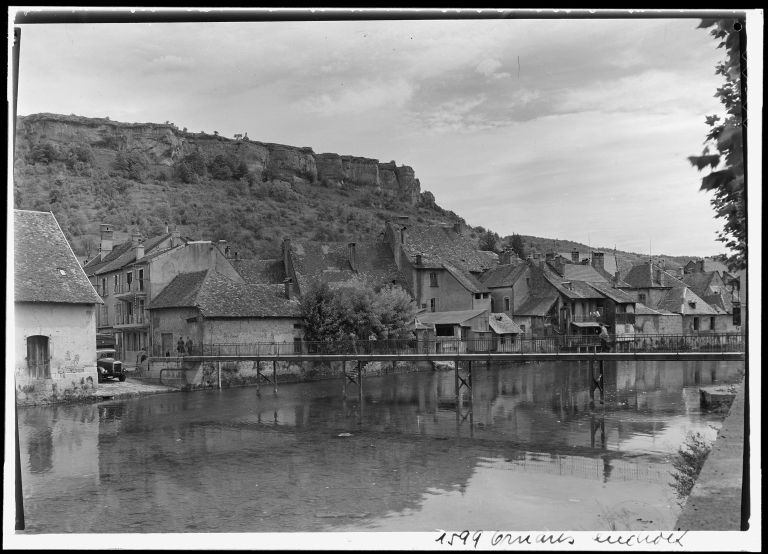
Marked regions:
[97,348,126,382]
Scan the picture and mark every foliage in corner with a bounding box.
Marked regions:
[688,18,746,271]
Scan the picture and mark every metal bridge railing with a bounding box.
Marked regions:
[155,333,744,358]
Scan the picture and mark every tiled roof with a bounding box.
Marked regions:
[231,258,286,284]
[539,265,605,300]
[415,309,488,326]
[657,285,718,315]
[14,210,102,304]
[86,232,172,275]
[559,263,608,283]
[514,295,558,316]
[480,263,527,288]
[489,313,523,334]
[288,240,406,293]
[388,221,495,273]
[681,272,719,298]
[587,281,637,304]
[149,270,301,318]
[623,261,683,289]
[442,262,489,293]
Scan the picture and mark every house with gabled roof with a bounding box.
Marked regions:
[85,223,241,364]
[148,269,303,357]
[479,262,530,315]
[384,219,495,313]
[14,210,103,392]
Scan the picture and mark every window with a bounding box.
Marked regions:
[693,317,700,331]
[733,304,741,326]
[483,293,489,299]
[430,298,438,312]
[435,325,454,337]
[26,335,50,379]
[638,293,646,304]
[520,324,526,333]
[293,337,303,354]
[710,316,716,330]
[114,274,119,293]
[429,272,439,287]
[100,277,107,297]
[138,269,145,291]
[504,297,510,312]
[475,293,481,300]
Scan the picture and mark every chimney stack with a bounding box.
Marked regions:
[284,278,293,300]
[591,252,605,271]
[348,242,358,272]
[164,221,169,234]
[131,232,142,247]
[571,250,579,263]
[133,232,144,259]
[415,253,423,266]
[500,249,511,265]
[99,223,113,255]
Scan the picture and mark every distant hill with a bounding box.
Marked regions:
[13,112,718,270]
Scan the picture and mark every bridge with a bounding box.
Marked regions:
[147,333,745,401]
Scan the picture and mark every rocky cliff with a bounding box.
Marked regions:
[16,113,422,205]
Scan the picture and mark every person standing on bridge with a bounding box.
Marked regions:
[599,325,611,352]
[185,337,194,356]
[177,337,185,357]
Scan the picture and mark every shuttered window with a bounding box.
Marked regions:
[26,335,50,379]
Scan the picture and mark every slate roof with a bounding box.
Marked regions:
[442,262,489,293]
[415,309,488,326]
[388,221,495,273]
[288,240,406,293]
[231,259,286,285]
[85,232,172,276]
[480,263,527,289]
[623,261,683,289]
[681,272,721,299]
[149,269,301,318]
[489,313,523,334]
[514,295,559,316]
[559,263,608,283]
[14,210,102,304]
[657,285,718,315]
[587,281,637,304]
[539,265,605,300]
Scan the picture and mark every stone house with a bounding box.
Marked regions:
[14,210,103,392]
[680,266,743,333]
[148,269,303,356]
[85,224,241,364]
[488,312,523,352]
[384,219,495,313]
[479,262,530,315]
[414,309,490,353]
[509,295,559,337]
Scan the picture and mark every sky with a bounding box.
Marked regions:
[11,11,751,257]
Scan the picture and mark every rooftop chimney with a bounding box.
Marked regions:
[170,227,181,248]
[284,278,293,300]
[131,232,142,247]
[500,249,511,265]
[134,233,145,259]
[348,242,358,272]
[571,250,579,263]
[99,223,113,254]
[415,253,423,266]
[591,252,605,271]
[164,221,169,234]
[545,252,555,263]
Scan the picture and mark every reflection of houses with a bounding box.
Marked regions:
[85,224,240,362]
[384,219,494,313]
[148,269,303,356]
[14,210,103,390]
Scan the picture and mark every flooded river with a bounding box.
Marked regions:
[18,360,743,533]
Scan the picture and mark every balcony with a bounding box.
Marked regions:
[571,314,604,323]
[113,313,148,328]
[114,280,149,297]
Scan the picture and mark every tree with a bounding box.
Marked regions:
[510,233,526,260]
[479,229,500,253]
[688,18,746,271]
[300,282,416,344]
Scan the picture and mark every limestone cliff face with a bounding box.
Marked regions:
[16,113,422,205]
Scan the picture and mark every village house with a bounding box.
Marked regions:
[384,218,495,314]
[14,210,103,392]
[508,294,559,337]
[414,309,491,353]
[147,269,303,356]
[478,253,530,315]
[680,261,743,332]
[282,238,406,297]
[84,224,241,364]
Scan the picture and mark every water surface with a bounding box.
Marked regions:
[18,360,743,533]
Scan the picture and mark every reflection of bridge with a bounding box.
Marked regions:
[487,453,670,484]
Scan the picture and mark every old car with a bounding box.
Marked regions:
[97,348,126,382]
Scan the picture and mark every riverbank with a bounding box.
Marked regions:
[675,377,746,530]
[15,376,177,407]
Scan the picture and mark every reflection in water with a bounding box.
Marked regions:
[17,360,744,533]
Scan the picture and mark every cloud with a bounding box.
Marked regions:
[296,79,414,116]
[476,58,510,80]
